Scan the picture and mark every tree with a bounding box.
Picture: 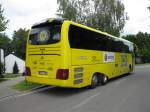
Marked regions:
[122,32,150,63]
[13,61,19,74]
[148,0,150,11]
[0,4,8,32]
[0,5,10,55]
[57,0,77,21]
[0,34,12,76]
[0,62,5,78]
[11,28,29,60]
[0,4,8,77]
[57,0,127,36]
[0,33,12,56]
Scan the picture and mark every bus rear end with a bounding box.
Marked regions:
[25,18,72,87]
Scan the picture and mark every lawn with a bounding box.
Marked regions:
[0,74,20,83]
[4,73,21,78]
[0,78,8,83]
[12,80,42,91]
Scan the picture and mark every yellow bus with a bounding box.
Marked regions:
[25,18,136,88]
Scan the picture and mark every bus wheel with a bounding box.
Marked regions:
[90,75,98,88]
[129,65,133,72]
[101,75,108,85]
[128,64,133,74]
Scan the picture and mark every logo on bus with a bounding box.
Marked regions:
[104,52,115,63]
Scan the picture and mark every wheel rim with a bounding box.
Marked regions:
[92,75,98,87]
[103,76,108,84]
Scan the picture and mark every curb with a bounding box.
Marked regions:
[0,85,52,102]
[0,85,45,99]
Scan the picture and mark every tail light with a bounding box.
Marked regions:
[56,69,69,80]
[25,67,31,76]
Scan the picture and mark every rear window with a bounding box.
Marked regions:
[29,25,61,45]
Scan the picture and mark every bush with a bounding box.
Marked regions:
[0,62,5,78]
[13,62,19,74]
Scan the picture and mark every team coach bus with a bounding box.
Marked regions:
[25,18,136,88]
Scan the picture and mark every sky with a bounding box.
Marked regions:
[0,0,150,37]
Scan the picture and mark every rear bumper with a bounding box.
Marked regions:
[25,76,81,88]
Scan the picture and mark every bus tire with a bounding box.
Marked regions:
[90,74,99,88]
[129,64,133,74]
[100,75,108,85]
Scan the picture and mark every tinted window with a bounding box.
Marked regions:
[69,24,130,53]
[69,25,107,51]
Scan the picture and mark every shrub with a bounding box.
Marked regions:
[13,62,19,74]
[0,62,5,78]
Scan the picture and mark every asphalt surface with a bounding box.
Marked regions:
[0,65,150,112]
[0,76,24,98]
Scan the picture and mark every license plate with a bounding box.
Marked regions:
[39,71,48,75]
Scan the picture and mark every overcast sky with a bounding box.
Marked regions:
[0,0,150,37]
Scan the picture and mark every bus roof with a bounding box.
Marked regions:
[32,18,67,28]
[32,18,133,45]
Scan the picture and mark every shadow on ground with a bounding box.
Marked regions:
[37,86,90,98]
[34,73,133,98]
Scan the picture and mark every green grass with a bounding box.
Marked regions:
[0,74,19,83]
[12,80,42,91]
[0,78,8,83]
[4,74,21,78]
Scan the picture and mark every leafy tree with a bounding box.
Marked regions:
[13,61,19,74]
[123,32,150,63]
[148,0,150,11]
[0,4,8,32]
[0,62,5,78]
[57,0,77,21]
[57,0,127,36]
[0,33,12,56]
[0,4,8,77]
[11,28,29,60]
